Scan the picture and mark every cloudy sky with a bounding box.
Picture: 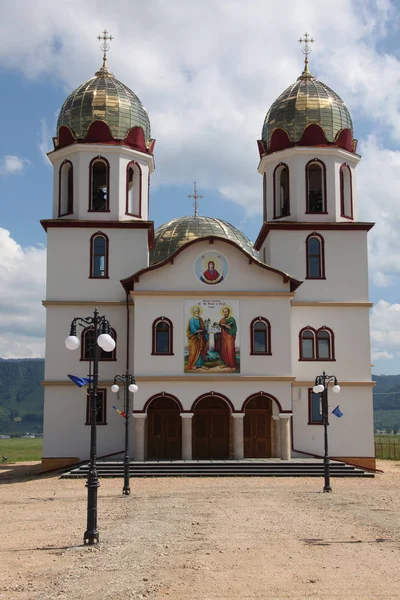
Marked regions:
[0,0,400,373]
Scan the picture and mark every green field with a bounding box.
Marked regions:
[0,438,43,462]
[374,434,400,460]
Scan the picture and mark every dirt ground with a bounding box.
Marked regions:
[1,462,400,600]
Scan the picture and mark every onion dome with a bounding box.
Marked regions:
[150,216,259,265]
[259,61,355,155]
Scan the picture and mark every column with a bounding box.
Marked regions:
[279,413,292,461]
[180,413,194,460]
[133,414,147,462]
[272,415,281,458]
[232,413,245,460]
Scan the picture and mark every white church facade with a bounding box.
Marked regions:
[41,39,376,471]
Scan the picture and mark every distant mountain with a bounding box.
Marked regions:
[1,359,400,434]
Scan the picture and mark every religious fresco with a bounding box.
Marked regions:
[184,300,240,373]
[194,252,228,285]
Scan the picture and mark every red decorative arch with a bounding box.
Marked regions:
[86,121,114,143]
[250,317,272,355]
[305,232,325,280]
[340,163,353,219]
[241,391,283,413]
[305,158,327,214]
[58,159,73,217]
[191,392,235,413]
[89,231,109,279]
[142,392,184,414]
[273,162,290,219]
[89,156,110,212]
[151,316,174,355]
[126,160,143,218]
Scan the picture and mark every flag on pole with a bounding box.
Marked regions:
[332,405,343,418]
[112,405,127,418]
[68,374,93,388]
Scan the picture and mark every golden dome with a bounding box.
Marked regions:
[57,65,151,142]
[150,216,259,265]
[262,68,353,147]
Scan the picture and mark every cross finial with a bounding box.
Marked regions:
[298,32,314,75]
[188,182,204,217]
[97,30,113,69]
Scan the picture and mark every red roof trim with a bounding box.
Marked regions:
[120,235,302,293]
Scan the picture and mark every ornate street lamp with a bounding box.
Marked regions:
[313,371,341,493]
[111,372,138,496]
[65,308,115,545]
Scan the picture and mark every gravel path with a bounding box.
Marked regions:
[1,461,400,599]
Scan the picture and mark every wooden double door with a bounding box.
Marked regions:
[193,397,230,459]
[147,398,181,459]
[244,396,272,458]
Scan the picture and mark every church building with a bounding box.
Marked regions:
[41,34,375,471]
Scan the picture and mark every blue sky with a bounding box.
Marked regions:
[1,0,400,374]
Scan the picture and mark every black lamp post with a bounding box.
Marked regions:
[313,371,341,493]
[65,308,115,545]
[111,372,138,495]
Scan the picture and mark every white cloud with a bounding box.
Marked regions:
[370,300,400,361]
[38,119,52,166]
[0,155,30,175]
[372,351,394,361]
[0,229,46,358]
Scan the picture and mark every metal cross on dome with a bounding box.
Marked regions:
[298,32,314,57]
[97,30,114,68]
[188,182,204,217]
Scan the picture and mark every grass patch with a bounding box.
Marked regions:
[0,438,42,462]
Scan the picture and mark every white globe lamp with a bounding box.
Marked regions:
[65,335,80,350]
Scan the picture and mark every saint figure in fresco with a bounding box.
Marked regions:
[186,307,209,371]
[218,306,237,370]
[200,260,224,284]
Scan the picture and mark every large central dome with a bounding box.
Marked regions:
[150,216,258,265]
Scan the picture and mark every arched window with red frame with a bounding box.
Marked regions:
[340,163,353,219]
[273,163,290,218]
[306,159,326,213]
[126,160,142,217]
[152,317,174,355]
[263,172,267,222]
[316,327,335,360]
[306,233,325,279]
[90,232,109,278]
[89,156,110,212]
[81,326,116,361]
[299,327,316,360]
[299,326,335,360]
[250,317,271,355]
[58,160,73,216]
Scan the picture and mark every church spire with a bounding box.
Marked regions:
[188,182,204,217]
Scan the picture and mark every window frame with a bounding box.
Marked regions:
[85,387,107,425]
[340,163,353,220]
[80,326,117,361]
[273,162,290,219]
[250,317,272,356]
[308,388,324,425]
[89,232,109,279]
[58,160,73,217]
[305,232,325,280]
[262,172,267,222]
[305,159,327,214]
[88,156,110,213]
[126,160,142,217]
[151,317,174,356]
[299,326,335,361]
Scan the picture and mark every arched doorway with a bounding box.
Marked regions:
[193,396,230,459]
[244,395,272,458]
[147,397,181,459]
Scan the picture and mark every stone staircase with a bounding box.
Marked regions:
[61,458,374,479]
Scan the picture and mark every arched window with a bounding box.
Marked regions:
[58,160,73,216]
[81,327,116,361]
[250,317,271,355]
[306,159,326,213]
[306,233,325,279]
[90,232,109,278]
[263,172,267,222]
[340,163,353,219]
[89,157,109,212]
[273,163,290,218]
[299,326,335,361]
[126,161,142,217]
[300,328,315,360]
[152,317,173,355]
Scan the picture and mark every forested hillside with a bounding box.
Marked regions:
[0,359,400,434]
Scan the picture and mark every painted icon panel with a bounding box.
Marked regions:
[195,252,228,285]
